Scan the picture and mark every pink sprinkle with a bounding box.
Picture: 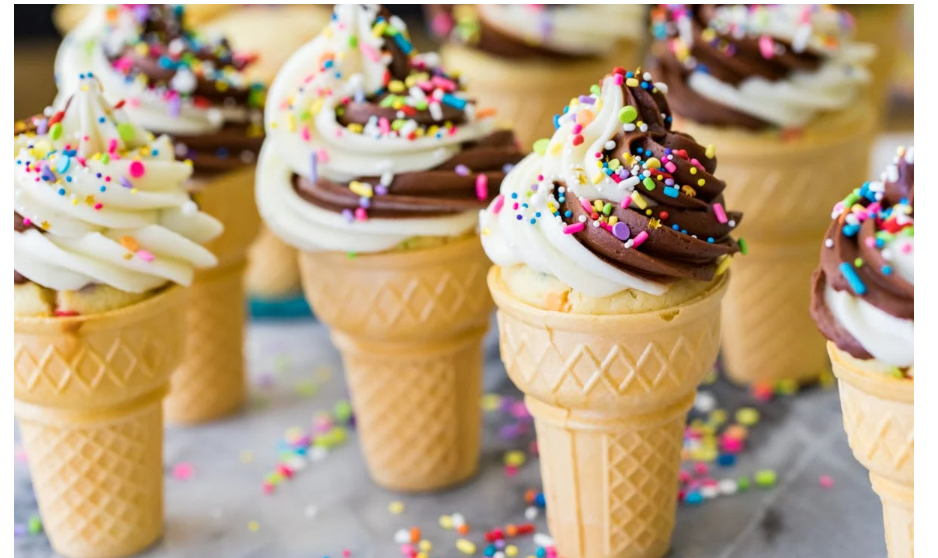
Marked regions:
[492,194,505,215]
[475,174,489,201]
[902,243,912,253]
[172,462,194,481]
[317,149,330,163]
[721,436,744,453]
[759,35,775,59]
[359,43,380,62]
[713,203,728,224]
[679,471,692,483]
[573,124,582,134]
[563,222,585,235]
[579,198,594,213]
[137,250,154,262]
[664,161,677,173]
[865,237,876,248]
[632,230,649,248]
[22,218,31,226]
[621,195,631,208]
[832,201,845,214]
[690,158,704,170]
[128,161,145,178]
[355,208,368,221]
[108,138,118,154]
[693,462,709,476]
[301,126,311,141]
[430,75,457,91]
[94,203,103,210]
[819,475,835,489]
[14,446,28,463]
[262,482,275,495]
[379,118,390,135]
[613,73,624,85]
[504,465,518,477]
[599,222,613,233]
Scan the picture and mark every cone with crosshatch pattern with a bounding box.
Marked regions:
[14,286,186,558]
[675,102,874,385]
[489,266,728,558]
[297,235,491,491]
[164,165,260,425]
[829,342,913,558]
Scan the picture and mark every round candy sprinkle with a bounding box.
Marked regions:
[388,501,404,514]
[735,408,760,426]
[532,138,550,155]
[754,470,777,488]
[128,160,145,178]
[618,106,638,123]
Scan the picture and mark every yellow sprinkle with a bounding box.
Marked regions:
[608,216,618,226]
[681,185,697,197]
[735,407,760,426]
[630,191,647,210]
[592,173,603,185]
[215,80,229,93]
[419,540,433,552]
[646,157,661,169]
[388,80,406,93]
[373,21,388,37]
[439,515,454,530]
[248,521,259,532]
[689,167,698,175]
[119,236,139,251]
[504,450,526,467]
[715,255,733,276]
[550,142,563,155]
[456,539,476,555]
[349,181,374,198]
[481,227,491,236]
[506,545,519,557]
[697,178,706,186]
[41,220,50,230]
[710,409,728,426]
[287,113,296,132]
[480,393,502,411]
[647,218,662,230]
[705,144,716,159]
[388,501,405,514]
[347,123,364,134]
[626,78,639,87]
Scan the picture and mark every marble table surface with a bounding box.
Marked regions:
[14,134,911,558]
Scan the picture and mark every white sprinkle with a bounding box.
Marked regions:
[494,553,505,558]
[701,485,720,499]
[694,391,716,413]
[533,533,555,548]
[305,505,318,519]
[639,123,649,132]
[380,171,394,186]
[728,220,736,228]
[623,123,636,132]
[451,513,466,527]
[656,82,669,94]
[592,220,601,227]
[308,447,328,462]
[394,529,411,544]
[429,102,443,121]
[825,238,834,248]
[604,140,616,151]
[524,507,539,521]
[207,108,224,127]
[578,215,587,223]
[182,201,198,216]
[881,249,893,262]
[175,142,189,158]
[240,150,255,164]
[886,164,899,183]
[719,479,738,495]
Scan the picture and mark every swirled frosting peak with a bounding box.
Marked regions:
[55,4,266,174]
[13,74,222,293]
[480,68,743,297]
[650,4,874,130]
[257,4,523,254]
[811,146,914,371]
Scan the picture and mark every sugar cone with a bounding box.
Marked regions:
[165,166,259,425]
[847,4,904,121]
[829,343,913,558]
[441,43,638,149]
[245,224,303,300]
[677,104,873,384]
[489,266,728,558]
[13,287,186,558]
[720,237,828,384]
[297,236,492,491]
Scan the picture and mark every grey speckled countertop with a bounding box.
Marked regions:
[15,135,911,558]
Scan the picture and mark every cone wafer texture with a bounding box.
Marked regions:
[14,287,186,558]
[829,342,913,558]
[166,167,259,424]
[490,266,728,558]
[298,236,492,491]
[246,224,303,299]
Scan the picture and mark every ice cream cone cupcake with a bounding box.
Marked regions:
[810,147,914,558]
[426,4,646,148]
[649,4,876,385]
[56,5,267,424]
[480,67,743,558]
[13,75,222,558]
[257,5,524,491]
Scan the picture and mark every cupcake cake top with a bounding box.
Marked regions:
[55,4,266,176]
[14,75,222,294]
[811,146,914,372]
[650,4,873,130]
[427,4,644,60]
[257,4,523,254]
[480,67,743,297]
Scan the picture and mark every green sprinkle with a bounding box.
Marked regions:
[901,226,913,237]
[890,367,905,379]
[843,191,861,208]
[754,470,777,488]
[739,238,748,255]
[101,154,110,165]
[737,476,750,491]
[348,35,358,48]
[415,99,428,110]
[618,106,638,123]
[346,252,358,259]
[642,177,656,191]
[27,516,42,535]
[533,138,550,155]
[49,123,63,141]
[590,84,601,95]
[602,202,612,216]
[854,257,863,267]
[391,119,405,131]
[334,400,353,424]
[117,122,136,143]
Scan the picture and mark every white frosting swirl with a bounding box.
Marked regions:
[678,4,874,128]
[825,282,913,368]
[480,75,671,298]
[476,4,644,56]
[54,4,260,136]
[257,4,496,254]
[14,75,222,293]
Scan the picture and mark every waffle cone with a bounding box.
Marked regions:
[245,224,302,299]
[297,236,492,491]
[489,267,728,558]
[13,287,186,558]
[829,343,913,558]
[677,105,873,384]
[165,167,259,424]
[441,43,638,149]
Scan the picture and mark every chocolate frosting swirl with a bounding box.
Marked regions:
[649,5,822,130]
[106,4,265,175]
[558,70,742,282]
[811,150,914,360]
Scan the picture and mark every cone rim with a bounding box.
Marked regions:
[828,341,913,404]
[302,233,483,270]
[488,265,729,333]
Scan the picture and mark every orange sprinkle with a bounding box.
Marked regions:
[120,236,139,251]
[410,527,421,544]
[475,107,497,119]
[457,524,469,536]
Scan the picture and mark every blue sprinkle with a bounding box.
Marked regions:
[534,492,546,507]
[323,59,334,69]
[99,186,106,192]
[310,152,318,183]
[663,186,679,198]
[98,117,106,123]
[681,229,687,234]
[685,492,704,505]
[216,147,229,158]
[536,549,547,558]
[535,212,541,218]
[57,188,65,195]
[510,193,518,199]
[529,218,536,224]
[839,262,867,295]
[564,211,572,218]
[522,203,528,209]
[393,33,413,55]
[553,114,561,129]
[882,265,893,275]
[672,224,680,230]
[707,237,714,243]
[717,453,736,467]
[516,215,522,221]
[66,176,72,182]
[158,55,178,70]
[441,93,467,110]
[626,71,634,78]
[842,223,861,237]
